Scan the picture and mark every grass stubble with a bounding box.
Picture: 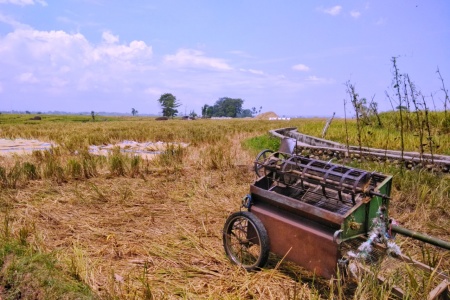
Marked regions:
[0,115,448,299]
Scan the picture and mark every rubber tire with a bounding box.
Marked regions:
[223,211,270,271]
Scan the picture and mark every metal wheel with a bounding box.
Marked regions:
[263,152,290,178]
[223,211,270,270]
[254,149,274,177]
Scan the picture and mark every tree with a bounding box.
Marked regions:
[250,106,262,116]
[201,104,209,118]
[211,97,243,117]
[206,106,213,117]
[91,111,95,121]
[157,93,181,118]
[239,109,253,118]
[131,108,138,116]
[189,110,197,118]
[201,104,214,118]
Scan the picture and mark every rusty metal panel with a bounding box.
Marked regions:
[251,203,340,279]
[250,183,344,228]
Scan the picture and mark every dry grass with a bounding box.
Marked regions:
[0,133,324,299]
[0,116,449,299]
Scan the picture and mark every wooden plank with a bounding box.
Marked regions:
[373,243,449,281]
[427,279,449,300]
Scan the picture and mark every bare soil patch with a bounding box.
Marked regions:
[0,139,188,160]
[0,139,54,156]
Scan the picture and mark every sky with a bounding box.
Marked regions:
[0,0,449,117]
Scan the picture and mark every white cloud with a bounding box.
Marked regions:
[0,28,152,68]
[350,10,361,18]
[239,68,264,75]
[0,12,31,29]
[247,69,264,75]
[18,72,38,83]
[144,87,162,96]
[164,49,232,71]
[0,0,47,6]
[305,75,334,85]
[0,28,153,93]
[93,39,152,62]
[102,31,119,44]
[306,75,320,81]
[320,5,342,16]
[292,64,310,72]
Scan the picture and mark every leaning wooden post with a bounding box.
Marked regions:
[322,112,335,139]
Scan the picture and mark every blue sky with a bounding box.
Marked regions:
[0,0,449,117]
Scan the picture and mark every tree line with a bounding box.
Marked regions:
[156,93,261,118]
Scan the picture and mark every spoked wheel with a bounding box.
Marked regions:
[223,211,270,271]
[254,149,274,178]
[263,152,290,178]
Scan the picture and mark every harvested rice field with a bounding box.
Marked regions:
[0,114,448,299]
